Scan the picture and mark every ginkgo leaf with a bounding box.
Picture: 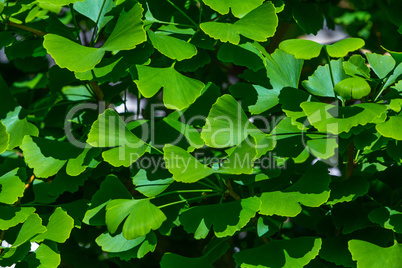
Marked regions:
[0,121,9,154]
[279,38,364,59]
[132,169,174,198]
[87,109,147,167]
[200,2,278,45]
[12,213,46,248]
[95,232,145,253]
[164,144,214,183]
[44,4,146,72]
[327,176,369,205]
[301,102,387,134]
[32,243,61,268]
[334,77,371,100]
[343,54,370,79]
[376,116,402,140]
[201,94,261,148]
[217,42,265,71]
[180,197,260,239]
[0,207,35,231]
[348,240,402,268]
[134,65,205,110]
[102,3,147,51]
[105,199,167,240]
[234,237,322,267]
[366,53,395,79]
[2,107,39,150]
[302,58,347,97]
[148,31,197,61]
[218,136,257,175]
[0,168,26,205]
[259,162,331,217]
[74,0,114,31]
[34,207,74,243]
[43,34,105,73]
[202,0,264,18]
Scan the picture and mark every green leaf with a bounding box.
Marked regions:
[74,0,114,31]
[102,3,147,51]
[148,31,197,61]
[201,95,260,148]
[301,102,387,134]
[279,39,323,60]
[2,107,39,150]
[163,144,214,183]
[180,197,260,239]
[83,175,132,226]
[218,136,257,175]
[43,34,105,72]
[0,168,26,205]
[20,136,82,178]
[34,207,74,243]
[234,237,322,267]
[0,207,35,230]
[32,242,61,268]
[66,147,101,176]
[105,199,167,240]
[248,86,280,114]
[325,38,365,58]
[334,77,371,100]
[302,58,347,97]
[132,169,174,198]
[376,116,402,140]
[160,241,229,268]
[343,54,370,79]
[259,162,331,217]
[279,38,364,59]
[202,0,264,18]
[366,53,396,79]
[95,232,145,252]
[200,2,278,45]
[292,3,324,35]
[13,213,46,248]
[217,42,265,71]
[134,65,205,110]
[348,240,402,267]
[87,109,147,167]
[369,207,402,233]
[0,121,9,154]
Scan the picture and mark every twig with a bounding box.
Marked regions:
[5,21,46,36]
[225,179,241,200]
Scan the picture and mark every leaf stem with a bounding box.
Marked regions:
[374,76,390,102]
[4,21,46,36]
[90,0,107,46]
[165,0,198,28]
[137,91,141,120]
[69,4,82,44]
[158,193,221,209]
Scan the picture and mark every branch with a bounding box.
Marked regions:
[225,179,241,200]
[6,21,46,36]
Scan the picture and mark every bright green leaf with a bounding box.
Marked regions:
[132,169,174,198]
[279,39,323,60]
[34,207,74,243]
[13,213,46,248]
[259,162,331,217]
[148,31,197,61]
[376,116,402,140]
[0,168,26,205]
[34,242,61,268]
[38,0,84,6]
[0,121,9,154]
[164,144,214,183]
[366,53,396,79]
[134,65,205,110]
[96,232,145,252]
[343,54,370,79]
[325,38,365,58]
[348,240,402,268]
[334,77,371,100]
[74,0,114,31]
[0,207,35,231]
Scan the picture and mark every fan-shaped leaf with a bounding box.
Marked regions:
[260,162,331,217]
[0,121,9,154]
[95,232,145,253]
[74,0,114,31]
[134,65,205,110]
[0,168,26,205]
[348,240,402,267]
[366,53,395,79]
[34,207,74,243]
[0,207,35,230]
[164,144,214,183]
[376,116,402,140]
[326,38,365,58]
[148,31,197,61]
[132,170,174,198]
[13,213,46,248]
[279,39,323,60]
